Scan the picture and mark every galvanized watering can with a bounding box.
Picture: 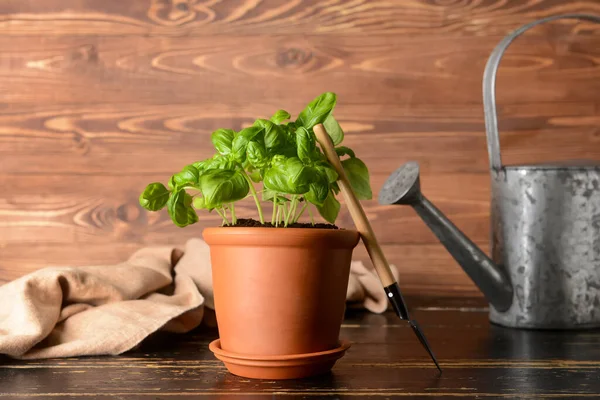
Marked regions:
[379,14,600,329]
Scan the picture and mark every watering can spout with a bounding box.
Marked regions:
[378,162,513,312]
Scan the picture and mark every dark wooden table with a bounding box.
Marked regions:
[2,300,600,399]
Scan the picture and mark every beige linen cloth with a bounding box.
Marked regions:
[0,238,398,360]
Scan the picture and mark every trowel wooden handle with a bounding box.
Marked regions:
[314,124,396,287]
[315,124,441,370]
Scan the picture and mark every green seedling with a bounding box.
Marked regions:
[139,92,372,227]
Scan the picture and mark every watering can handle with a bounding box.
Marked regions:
[483,13,600,170]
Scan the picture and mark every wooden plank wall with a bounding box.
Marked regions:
[1,0,599,299]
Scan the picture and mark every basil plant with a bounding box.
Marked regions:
[139,92,372,227]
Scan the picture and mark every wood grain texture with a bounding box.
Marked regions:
[1,0,600,36]
[2,308,600,398]
[1,1,600,298]
[1,35,600,106]
[1,103,599,173]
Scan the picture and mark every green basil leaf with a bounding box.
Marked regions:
[271,193,290,202]
[260,121,287,153]
[316,190,340,224]
[312,147,328,163]
[341,157,372,200]
[192,196,206,209]
[168,175,177,190]
[139,182,170,211]
[263,190,289,202]
[282,123,296,144]
[200,169,250,209]
[296,126,316,164]
[257,118,294,158]
[279,125,299,158]
[270,154,286,166]
[263,157,311,195]
[253,118,273,130]
[323,114,344,146]
[335,146,355,159]
[262,188,276,201]
[211,129,235,155]
[186,206,199,224]
[172,164,199,188]
[232,126,263,163]
[316,162,338,183]
[248,168,262,183]
[270,109,291,124]
[331,181,341,194]
[287,158,313,191]
[304,168,329,206]
[263,164,291,194]
[184,192,193,207]
[202,155,235,171]
[167,189,198,227]
[247,141,268,169]
[192,158,210,173]
[296,92,337,129]
[192,196,214,212]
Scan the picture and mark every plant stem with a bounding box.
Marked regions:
[290,196,300,225]
[215,208,230,226]
[294,202,308,223]
[281,201,287,224]
[307,205,315,226]
[286,195,300,226]
[230,203,237,225]
[271,195,277,225]
[284,196,297,227]
[240,170,265,224]
[275,203,281,227]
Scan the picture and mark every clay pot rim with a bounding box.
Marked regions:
[203,226,360,247]
[204,226,357,234]
[209,338,351,362]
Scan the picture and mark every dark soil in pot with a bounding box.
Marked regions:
[222,218,339,229]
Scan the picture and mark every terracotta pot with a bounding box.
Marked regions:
[203,227,360,376]
[209,338,351,380]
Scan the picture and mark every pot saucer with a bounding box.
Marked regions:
[209,339,351,380]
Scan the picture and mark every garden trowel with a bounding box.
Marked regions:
[314,123,441,372]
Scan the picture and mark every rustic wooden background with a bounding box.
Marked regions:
[1,0,599,299]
